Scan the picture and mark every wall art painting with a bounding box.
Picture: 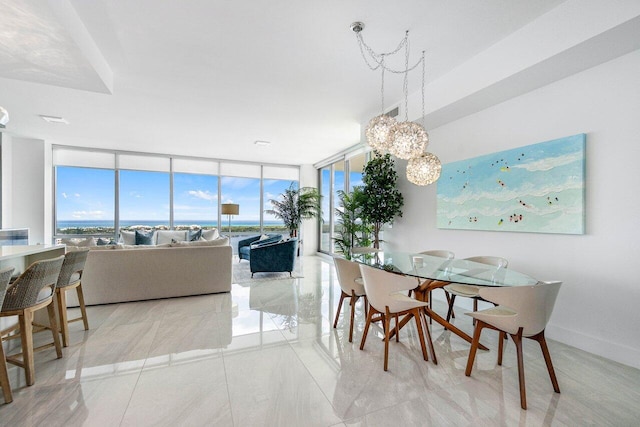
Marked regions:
[437,134,586,234]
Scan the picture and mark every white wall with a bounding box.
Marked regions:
[387,49,640,369]
[1,136,47,244]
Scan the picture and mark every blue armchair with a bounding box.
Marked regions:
[249,238,298,277]
[238,234,282,261]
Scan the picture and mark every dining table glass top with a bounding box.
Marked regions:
[351,250,539,287]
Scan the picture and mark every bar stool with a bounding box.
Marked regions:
[0,256,64,386]
[55,250,90,347]
[0,267,15,403]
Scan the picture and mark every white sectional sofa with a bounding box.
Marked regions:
[64,230,232,306]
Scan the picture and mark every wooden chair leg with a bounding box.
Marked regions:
[77,284,90,331]
[333,292,346,328]
[511,327,527,410]
[0,343,12,403]
[498,331,506,365]
[532,330,560,393]
[413,309,429,362]
[47,303,63,359]
[19,311,35,386]
[420,308,437,365]
[472,298,478,325]
[349,291,357,343]
[465,320,485,376]
[359,307,374,350]
[57,289,70,347]
[445,290,455,319]
[383,308,391,371]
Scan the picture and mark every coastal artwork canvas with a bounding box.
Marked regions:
[437,134,586,234]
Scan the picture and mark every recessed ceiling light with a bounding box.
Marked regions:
[40,115,69,124]
[254,140,271,146]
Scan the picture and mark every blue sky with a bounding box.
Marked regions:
[56,166,296,223]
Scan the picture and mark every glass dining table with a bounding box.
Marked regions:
[351,250,540,349]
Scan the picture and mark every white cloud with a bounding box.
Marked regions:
[188,190,217,201]
[74,193,81,198]
[61,192,68,199]
[71,210,105,219]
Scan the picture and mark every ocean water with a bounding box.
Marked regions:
[437,134,586,234]
[57,220,282,229]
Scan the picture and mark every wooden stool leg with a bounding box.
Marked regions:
[46,303,63,359]
[20,311,35,386]
[0,344,12,403]
[57,289,70,347]
[77,284,90,331]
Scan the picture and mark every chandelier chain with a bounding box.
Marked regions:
[403,36,410,121]
[421,50,426,128]
[356,32,423,74]
[381,55,385,114]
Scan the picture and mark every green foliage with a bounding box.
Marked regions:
[265,183,321,237]
[333,187,371,259]
[361,152,404,248]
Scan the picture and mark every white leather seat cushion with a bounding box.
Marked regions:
[445,283,480,297]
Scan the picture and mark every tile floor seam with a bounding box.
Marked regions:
[117,313,162,427]
[219,319,237,427]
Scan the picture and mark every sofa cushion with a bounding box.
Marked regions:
[135,230,154,245]
[156,230,186,245]
[188,229,202,241]
[120,230,136,245]
[172,237,229,247]
[202,228,219,240]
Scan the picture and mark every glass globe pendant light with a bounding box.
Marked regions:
[388,121,428,160]
[366,114,396,153]
[407,152,442,186]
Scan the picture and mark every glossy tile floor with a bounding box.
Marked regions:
[1,256,639,426]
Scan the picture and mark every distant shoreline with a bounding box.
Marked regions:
[56,220,288,235]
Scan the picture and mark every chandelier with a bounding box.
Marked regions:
[352,22,441,185]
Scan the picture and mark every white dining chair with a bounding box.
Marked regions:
[359,264,436,371]
[333,257,367,342]
[464,281,562,410]
[444,256,508,322]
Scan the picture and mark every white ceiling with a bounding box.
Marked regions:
[0,0,567,165]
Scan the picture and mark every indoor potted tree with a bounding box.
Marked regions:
[333,187,371,259]
[361,152,404,249]
[266,183,321,238]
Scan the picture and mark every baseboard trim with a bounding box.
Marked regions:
[540,323,639,370]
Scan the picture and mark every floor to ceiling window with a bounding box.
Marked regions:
[319,166,331,253]
[52,146,299,245]
[55,166,115,236]
[316,150,370,254]
[172,158,220,230]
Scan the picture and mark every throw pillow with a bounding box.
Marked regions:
[201,228,219,240]
[135,230,154,245]
[258,234,270,241]
[187,228,202,241]
[156,230,186,245]
[119,230,136,245]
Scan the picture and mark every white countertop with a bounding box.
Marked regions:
[0,244,65,261]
